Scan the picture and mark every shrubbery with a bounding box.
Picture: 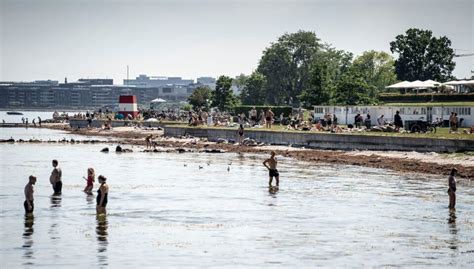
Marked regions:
[379,93,474,103]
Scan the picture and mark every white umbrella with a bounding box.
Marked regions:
[150,98,167,103]
[386,81,411,88]
[443,80,467,85]
[408,80,426,88]
[145,118,159,122]
[422,80,441,88]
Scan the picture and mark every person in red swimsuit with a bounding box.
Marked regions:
[83,168,95,194]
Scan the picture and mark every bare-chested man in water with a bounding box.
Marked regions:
[24,175,37,215]
[263,151,279,187]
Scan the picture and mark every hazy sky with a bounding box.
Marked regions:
[1,0,472,84]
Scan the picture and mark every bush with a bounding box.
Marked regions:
[379,93,474,103]
[232,105,292,117]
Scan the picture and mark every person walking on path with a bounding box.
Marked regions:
[448,168,457,210]
[50,159,62,194]
[24,175,37,215]
[96,175,109,215]
[263,151,279,187]
[83,168,95,194]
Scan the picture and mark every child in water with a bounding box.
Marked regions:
[83,168,95,194]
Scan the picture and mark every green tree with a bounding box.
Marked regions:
[390,28,455,82]
[187,86,212,111]
[212,75,237,111]
[233,73,248,95]
[299,46,352,107]
[257,30,322,105]
[240,71,266,105]
[333,73,376,105]
[351,50,397,97]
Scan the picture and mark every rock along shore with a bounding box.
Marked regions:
[5,123,474,179]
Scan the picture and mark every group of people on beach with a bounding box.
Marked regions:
[24,160,109,216]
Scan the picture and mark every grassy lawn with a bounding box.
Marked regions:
[165,123,474,140]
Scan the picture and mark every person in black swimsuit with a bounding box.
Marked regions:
[448,168,457,210]
[237,124,244,145]
[263,151,279,187]
[96,175,109,215]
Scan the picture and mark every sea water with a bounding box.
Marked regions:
[0,128,473,267]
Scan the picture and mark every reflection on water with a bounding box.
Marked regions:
[22,215,35,265]
[50,194,62,208]
[86,194,95,205]
[96,215,108,266]
[447,210,459,251]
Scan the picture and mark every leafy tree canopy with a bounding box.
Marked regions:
[212,75,238,111]
[390,28,455,82]
[257,30,322,105]
[187,86,212,111]
[351,50,397,98]
[240,71,266,105]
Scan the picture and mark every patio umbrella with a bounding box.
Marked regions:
[150,98,167,103]
[386,81,411,88]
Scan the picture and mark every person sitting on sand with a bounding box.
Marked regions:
[83,168,95,194]
[448,168,457,210]
[24,175,37,215]
[96,175,109,215]
[263,151,279,187]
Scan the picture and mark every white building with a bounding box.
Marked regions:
[313,105,472,127]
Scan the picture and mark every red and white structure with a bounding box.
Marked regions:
[118,95,138,118]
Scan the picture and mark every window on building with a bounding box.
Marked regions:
[162,88,173,93]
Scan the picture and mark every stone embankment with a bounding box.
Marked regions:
[164,126,474,153]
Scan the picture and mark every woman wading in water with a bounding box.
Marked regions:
[96,175,109,215]
[83,168,95,195]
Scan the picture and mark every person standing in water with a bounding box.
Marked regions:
[96,175,109,215]
[24,175,37,215]
[448,168,457,210]
[263,151,279,187]
[83,168,95,194]
[50,159,62,194]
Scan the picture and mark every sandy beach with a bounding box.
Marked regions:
[29,123,473,179]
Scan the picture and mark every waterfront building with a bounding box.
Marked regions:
[196,77,216,89]
[124,74,194,87]
[313,105,473,128]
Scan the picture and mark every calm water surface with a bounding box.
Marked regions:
[1,129,473,267]
[0,110,82,124]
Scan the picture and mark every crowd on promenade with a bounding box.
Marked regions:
[55,105,468,135]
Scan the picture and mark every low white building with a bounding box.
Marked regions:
[313,105,472,127]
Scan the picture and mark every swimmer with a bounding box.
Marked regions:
[24,175,37,215]
[263,151,279,187]
[448,168,457,210]
[50,159,62,194]
[96,175,109,215]
[83,167,95,194]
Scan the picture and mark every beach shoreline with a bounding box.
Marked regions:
[7,123,474,179]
